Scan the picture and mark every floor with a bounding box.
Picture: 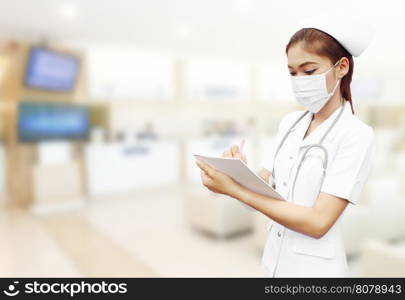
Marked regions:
[0,186,266,277]
[0,186,360,277]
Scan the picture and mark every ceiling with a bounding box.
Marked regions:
[0,0,403,64]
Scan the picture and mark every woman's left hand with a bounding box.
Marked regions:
[195,160,242,198]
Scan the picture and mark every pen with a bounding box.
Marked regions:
[239,138,245,158]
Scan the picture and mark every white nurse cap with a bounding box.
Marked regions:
[294,13,375,57]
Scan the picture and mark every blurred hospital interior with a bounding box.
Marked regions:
[0,0,404,277]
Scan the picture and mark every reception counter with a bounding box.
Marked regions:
[84,141,180,197]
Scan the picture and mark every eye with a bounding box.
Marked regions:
[289,72,297,76]
[304,69,317,75]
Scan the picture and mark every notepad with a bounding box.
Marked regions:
[193,154,285,201]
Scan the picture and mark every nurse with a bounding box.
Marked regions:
[195,15,376,277]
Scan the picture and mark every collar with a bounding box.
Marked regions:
[297,101,351,146]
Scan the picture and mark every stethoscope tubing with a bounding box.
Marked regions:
[270,100,346,202]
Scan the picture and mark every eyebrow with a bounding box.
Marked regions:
[288,61,318,68]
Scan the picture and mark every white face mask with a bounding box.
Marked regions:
[290,61,341,113]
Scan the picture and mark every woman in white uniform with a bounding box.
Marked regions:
[195,15,376,277]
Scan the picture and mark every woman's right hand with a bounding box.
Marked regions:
[222,146,272,186]
[222,144,247,164]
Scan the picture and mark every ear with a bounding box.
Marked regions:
[337,57,350,79]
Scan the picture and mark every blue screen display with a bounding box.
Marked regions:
[18,102,89,142]
[25,48,80,92]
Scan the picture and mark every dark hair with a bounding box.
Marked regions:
[286,28,355,114]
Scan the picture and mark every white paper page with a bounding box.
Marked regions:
[194,154,285,201]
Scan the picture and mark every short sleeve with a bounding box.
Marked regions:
[320,126,375,205]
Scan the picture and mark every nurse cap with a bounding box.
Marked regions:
[294,13,375,57]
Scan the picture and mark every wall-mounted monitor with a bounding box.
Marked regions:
[18,102,89,142]
[24,47,80,92]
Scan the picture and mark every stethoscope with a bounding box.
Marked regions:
[270,100,346,202]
